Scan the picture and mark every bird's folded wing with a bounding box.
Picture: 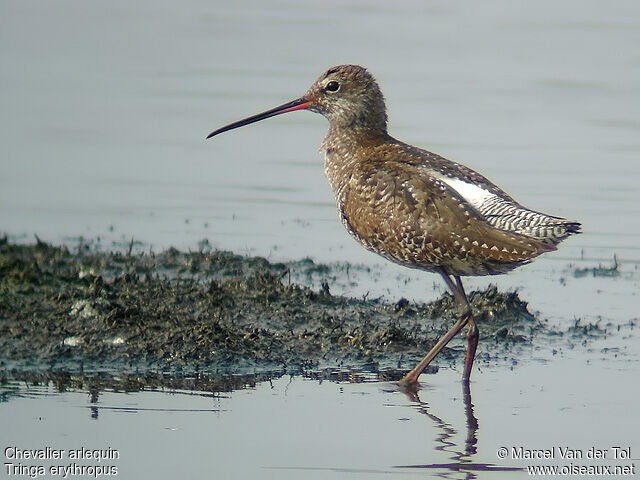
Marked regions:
[342,161,554,271]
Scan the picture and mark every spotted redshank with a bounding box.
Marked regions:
[206,65,581,385]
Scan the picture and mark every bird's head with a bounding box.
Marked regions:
[206,65,387,139]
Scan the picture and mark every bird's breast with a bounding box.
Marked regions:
[323,147,356,201]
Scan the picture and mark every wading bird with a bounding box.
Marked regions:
[206,65,581,385]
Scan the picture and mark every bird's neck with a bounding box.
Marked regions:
[324,96,388,134]
[322,125,390,200]
[323,123,389,151]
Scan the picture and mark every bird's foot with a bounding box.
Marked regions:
[398,371,420,388]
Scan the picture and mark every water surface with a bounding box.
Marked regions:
[1,1,638,478]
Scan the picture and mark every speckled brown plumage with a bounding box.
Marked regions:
[325,138,559,277]
[207,64,581,385]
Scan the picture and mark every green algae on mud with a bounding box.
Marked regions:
[1,238,552,386]
[572,254,620,278]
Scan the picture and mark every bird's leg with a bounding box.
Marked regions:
[398,314,469,386]
[463,318,479,382]
[455,276,479,383]
[399,270,472,386]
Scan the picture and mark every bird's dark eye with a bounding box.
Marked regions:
[325,81,340,93]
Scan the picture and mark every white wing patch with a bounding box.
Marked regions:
[432,173,495,209]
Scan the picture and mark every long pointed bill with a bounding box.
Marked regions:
[206,97,311,139]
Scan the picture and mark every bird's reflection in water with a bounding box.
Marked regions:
[396,381,520,479]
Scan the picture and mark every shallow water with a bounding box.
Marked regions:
[1,1,639,478]
[2,357,638,479]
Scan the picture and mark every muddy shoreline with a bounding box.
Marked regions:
[0,238,621,393]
